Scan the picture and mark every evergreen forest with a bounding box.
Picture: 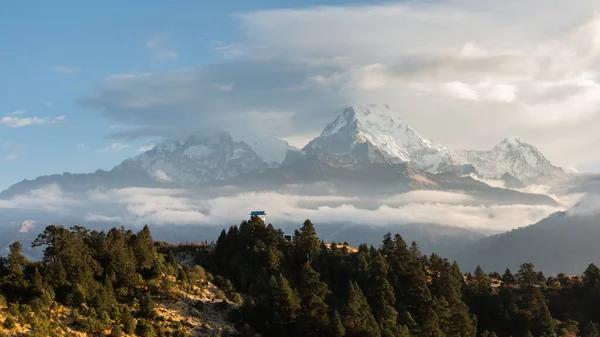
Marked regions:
[2,216,600,337]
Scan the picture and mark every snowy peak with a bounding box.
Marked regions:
[304,105,462,172]
[457,137,567,185]
[119,132,271,185]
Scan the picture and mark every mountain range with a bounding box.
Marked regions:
[1,104,589,274]
[0,104,569,199]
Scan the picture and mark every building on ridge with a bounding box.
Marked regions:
[250,210,267,222]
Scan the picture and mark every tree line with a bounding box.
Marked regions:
[3,217,600,336]
[208,216,600,337]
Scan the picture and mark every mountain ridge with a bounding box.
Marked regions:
[0,105,567,199]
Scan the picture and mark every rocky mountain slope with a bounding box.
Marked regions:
[117,132,273,186]
[0,105,568,201]
[453,194,600,275]
[457,137,568,185]
[0,132,295,198]
[303,105,466,173]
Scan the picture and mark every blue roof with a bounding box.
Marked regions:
[250,211,266,215]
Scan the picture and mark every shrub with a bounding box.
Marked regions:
[121,309,135,334]
[135,319,156,337]
[3,316,16,329]
[231,293,243,306]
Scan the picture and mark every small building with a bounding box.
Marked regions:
[250,210,267,222]
[283,234,293,242]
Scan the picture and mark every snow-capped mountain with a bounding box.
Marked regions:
[303,105,465,172]
[117,132,291,186]
[0,132,294,198]
[0,105,568,201]
[457,137,568,185]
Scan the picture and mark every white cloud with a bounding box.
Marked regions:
[4,154,17,161]
[383,190,475,205]
[0,184,81,212]
[81,0,600,168]
[138,144,155,152]
[77,143,86,149]
[100,143,130,152]
[0,185,566,232]
[0,112,66,128]
[153,170,172,182]
[48,65,77,74]
[566,193,600,217]
[44,101,54,108]
[211,83,235,91]
[9,109,27,116]
[145,35,178,60]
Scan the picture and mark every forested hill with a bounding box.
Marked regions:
[2,218,600,336]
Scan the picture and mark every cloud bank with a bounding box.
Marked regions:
[0,184,565,233]
[80,0,600,168]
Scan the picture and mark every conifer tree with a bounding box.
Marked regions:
[381,233,394,258]
[502,268,516,288]
[6,242,27,281]
[294,220,321,262]
[388,234,432,316]
[330,310,345,337]
[296,262,330,336]
[473,265,490,295]
[269,274,300,325]
[428,254,476,337]
[367,249,401,336]
[343,281,381,337]
[517,263,537,289]
[133,225,158,272]
[584,264,600,290]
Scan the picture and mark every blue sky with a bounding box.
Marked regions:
[0,0,380,190]
[2,0,600,191]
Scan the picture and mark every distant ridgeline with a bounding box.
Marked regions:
[2,216,600,336]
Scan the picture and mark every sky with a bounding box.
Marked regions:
[3,0,600,191]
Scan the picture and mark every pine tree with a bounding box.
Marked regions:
[135,319,156,337]
[296,262,330,336]
[294,220,321,262]
[474,265,490,295]
[133,225,158,272]
[517,263,537,289]
[381,233,394,258]
[6,242,27,282]
[138,293,157,319]
[367,249,400,335]
[387,233,435,331]
[269,274,300,325]
[342,281,381,337]
[330,310,345,337]
[502,268,516,288]
[110,325,123,337]
[428,254,476,337]
[584,264,600,290]
[409,241,422,260]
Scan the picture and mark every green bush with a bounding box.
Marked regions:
[231,293,243,306]
[135,319,156,337]
[3,316,16,329]
[121,309,136,334]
